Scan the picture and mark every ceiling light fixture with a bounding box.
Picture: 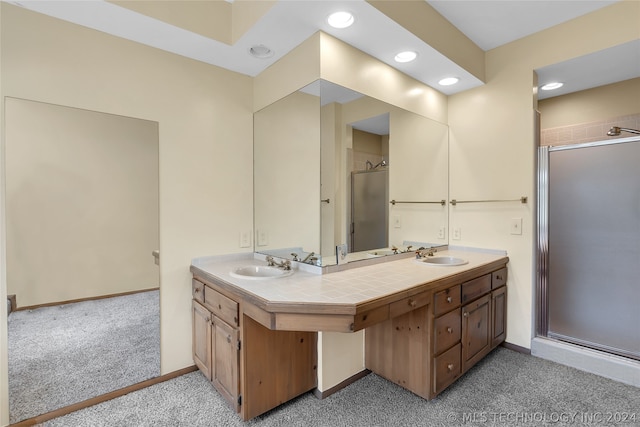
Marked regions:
[249,45,274,59]
[541,82,563,91]
[394,51,417,63]
[438,77,459,86]
[327,11,354,29]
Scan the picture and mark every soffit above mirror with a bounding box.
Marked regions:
[12,1,628,99]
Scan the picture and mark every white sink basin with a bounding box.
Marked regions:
[418,256,468,266]
[229,265,294,280]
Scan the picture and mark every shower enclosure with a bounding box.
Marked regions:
[351,169,388,252]
[537,135,640,361]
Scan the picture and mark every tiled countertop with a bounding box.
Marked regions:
[191,247,508,309]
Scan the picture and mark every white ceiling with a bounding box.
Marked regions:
[427,0,619,51]
[4,0,637,99]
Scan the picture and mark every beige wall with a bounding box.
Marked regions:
[539,78,640,130]
[0,4,254,423]
[254,91,320,253]
[5,98,159,307]
[353,129,384,156]
[0,4,7,424]
[538,78,640,146]
[446,1,639,350]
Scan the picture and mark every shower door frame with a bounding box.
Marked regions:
[536,135,640,359]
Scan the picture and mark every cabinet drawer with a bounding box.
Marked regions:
[434,308,461,355]
[389,291,430,318]
[434,285,461,316]
[461,274,491,303]
[204,286,239,327]
[492,268,507,289]
[192,279,205,304]
[352,305,389,331]
[433,343,461,394]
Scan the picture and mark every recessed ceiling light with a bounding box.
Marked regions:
[541,82,563,91]
[394,51,417,63]
[249,45,274,59]
[438,77,459,86]
[328,11,354,29]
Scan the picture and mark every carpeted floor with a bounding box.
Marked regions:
[7,290,160,424]
[43,346,640,427]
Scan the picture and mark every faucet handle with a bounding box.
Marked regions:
[266,256,275,266]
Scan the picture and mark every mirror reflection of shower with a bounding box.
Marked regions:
[350,113,390,252]
[607,126,640,136]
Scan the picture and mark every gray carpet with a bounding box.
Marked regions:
[43,347,640,427]
[8,290,160,424]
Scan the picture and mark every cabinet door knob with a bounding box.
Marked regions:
[447,327,453,334]
[496,275,503,281]
[447,363,454,371]
[409,299,417,307]
[205,317,210,323]
[194,288,201,293]
[463,312,469,317]
[446,296,452,303]
[227,335,231,343]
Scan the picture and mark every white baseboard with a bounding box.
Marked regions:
[531,337,640,387]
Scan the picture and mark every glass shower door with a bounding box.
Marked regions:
[545,138,640,360]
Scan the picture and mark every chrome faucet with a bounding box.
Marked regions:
[266,256,292,270]
[301,252,316,264]
[415,247,437,259]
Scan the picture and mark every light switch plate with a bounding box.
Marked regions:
[393,215,401,228]
[239,231,251,248]
[510,218,523,235]
[453,228,461,240]
[257,229,268,246]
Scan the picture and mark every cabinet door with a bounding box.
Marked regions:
[192,301,212,380]
[212,316,240,412]
[491,286,507,347]
[462,294,491,370]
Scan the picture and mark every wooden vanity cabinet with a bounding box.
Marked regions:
[191,276,317,421]
[491,274,508,347]
[432,285,462,395]
[461,293,491,370]
[366,265,508,400]
[191,279,241,412]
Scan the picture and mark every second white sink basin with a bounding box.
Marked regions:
[418,256,468,266]
[229,265,294,280]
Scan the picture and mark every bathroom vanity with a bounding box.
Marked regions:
[190,249,508,420]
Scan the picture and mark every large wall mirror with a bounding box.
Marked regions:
[5,98,160,423]
[254,80,449,267]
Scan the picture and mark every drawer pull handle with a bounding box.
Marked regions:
[496,275,503,280]
[205,317,210,323]
[447,327,453,334]
[463,312,469,317]
[194,288,201,293]
[409,299,417,307]
[447,363,454,372]
[227,335,231,343]
[446,296,452,303]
